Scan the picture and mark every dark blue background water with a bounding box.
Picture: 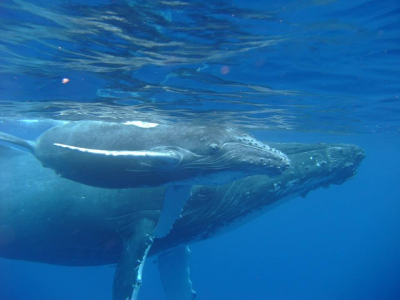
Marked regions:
[0,0,399,299]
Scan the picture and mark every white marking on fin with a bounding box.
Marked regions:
[123,121,159,128]
[153,186,192,238]
[53,143,177,160]
[131,243,152,300]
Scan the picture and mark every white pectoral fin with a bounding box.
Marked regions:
[53,143,180,165]
[158,246,196,300]
[153,185,192,238]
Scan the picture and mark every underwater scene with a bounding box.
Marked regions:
[0,0,399,299]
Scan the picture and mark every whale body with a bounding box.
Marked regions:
[0,141,365,300]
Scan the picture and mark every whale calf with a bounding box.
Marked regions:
[0,141,365,300]
[0,121,290,188]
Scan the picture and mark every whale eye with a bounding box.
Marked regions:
[209,143,220,153]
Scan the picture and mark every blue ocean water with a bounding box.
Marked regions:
[0,0,399,299]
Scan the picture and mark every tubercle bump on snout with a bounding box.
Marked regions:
[261,146,291,166]
[233,138,291,168]
[241,151,291,170]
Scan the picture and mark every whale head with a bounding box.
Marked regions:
[150,128,291,185]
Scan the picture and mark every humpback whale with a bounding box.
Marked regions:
[0,120,290,300]
[0,141,365,300]
[0,121,290,188]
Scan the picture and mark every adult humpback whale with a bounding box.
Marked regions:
[0,120,290,300]
[0,141,365,300]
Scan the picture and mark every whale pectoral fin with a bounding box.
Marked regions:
[153,185,192,238]
[113,186,191,300]
[113,218,157,300]
[158,246,196,300]
[53,143,180,166]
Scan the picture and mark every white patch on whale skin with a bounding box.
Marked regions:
[53,143,177,161]
[19,119,69,125]
[19,119,39,123]
[123,121,159,128]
